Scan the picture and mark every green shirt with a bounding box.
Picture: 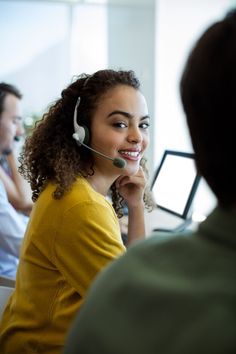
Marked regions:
[64,206,236,354]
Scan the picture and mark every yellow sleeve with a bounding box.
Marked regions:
[53,200,126,296]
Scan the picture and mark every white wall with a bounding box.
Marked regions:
[0,1,71,115]
[70,4,108,75]
[0,1,111,117]
[154,0,235,217]
[107,2,155,172]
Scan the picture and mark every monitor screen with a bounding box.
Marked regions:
[151,150,201,219]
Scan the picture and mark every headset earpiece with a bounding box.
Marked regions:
[72,125,90,145]
[72,97,90,145]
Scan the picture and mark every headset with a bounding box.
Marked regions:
[72,97,90,145]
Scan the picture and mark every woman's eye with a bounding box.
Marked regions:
[140,122,150,129]
[113,122,127,128]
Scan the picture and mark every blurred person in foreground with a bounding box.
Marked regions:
[64,9,236,354]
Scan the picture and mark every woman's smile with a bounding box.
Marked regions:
[118,148,142,161]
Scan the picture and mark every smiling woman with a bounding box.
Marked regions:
[0,69,154,354]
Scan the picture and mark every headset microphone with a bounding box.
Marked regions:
[72,137,126,168]
[72,97,126,169]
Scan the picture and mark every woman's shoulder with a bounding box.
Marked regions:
[34,177,112,221]
[72,177,107,203]
[41,177,108,206]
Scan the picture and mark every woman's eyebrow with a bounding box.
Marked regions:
[107,110,150,120]
[107,110,132,118]
[140,115,150,121]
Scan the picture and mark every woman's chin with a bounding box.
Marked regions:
[122,162,140,176]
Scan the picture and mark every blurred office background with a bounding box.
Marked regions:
[0,0,235,218]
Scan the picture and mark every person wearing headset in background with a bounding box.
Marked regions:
[0,83,32,216]
[0,83,30,281]
[63,9,236,354]
[0,69,153,353]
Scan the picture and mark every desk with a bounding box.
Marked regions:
[144,208,199,236]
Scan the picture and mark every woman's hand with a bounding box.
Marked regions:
[115,166,147,245]
[115,166,147,209]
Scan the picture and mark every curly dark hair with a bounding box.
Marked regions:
[19,69,154,217]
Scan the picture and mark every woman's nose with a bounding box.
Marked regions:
[16,120,25,137]
[127,126,142,144]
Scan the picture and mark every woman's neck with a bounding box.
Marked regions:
[86,171,118,196]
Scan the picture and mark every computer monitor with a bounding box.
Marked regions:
[151,150,201,220]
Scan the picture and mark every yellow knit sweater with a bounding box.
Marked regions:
[0,177,125,354]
